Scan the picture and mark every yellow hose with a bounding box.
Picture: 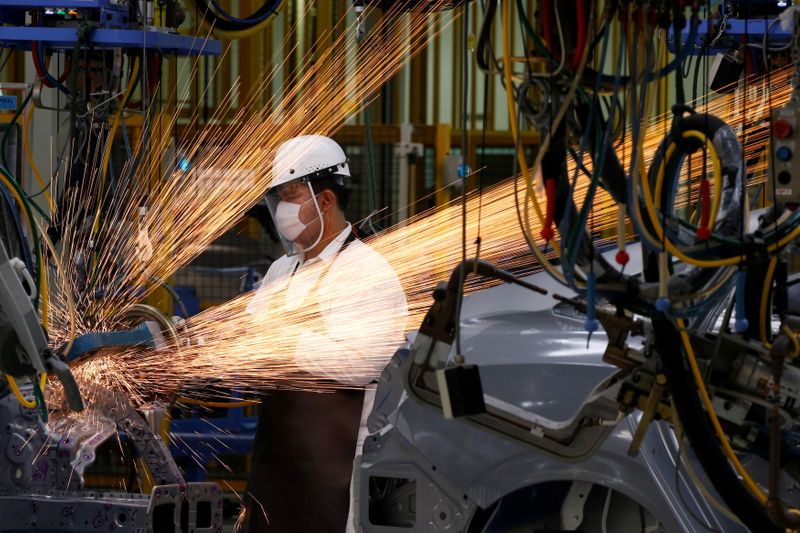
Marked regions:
[93,57,141,242]
[626,23,663,252]
[35,217,76,357]
[676,317,768,504]
[5,374,36,409]
[641,131,744,268]
[653,133,723,230]
[159,410,171,442]
[40,269,48,334]
[177,396,259,408]
[500,1,548,244]
[22,105,54,213]
[782,325,800,359]
[642,124,800,266]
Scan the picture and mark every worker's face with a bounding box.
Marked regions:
[276,181,335,247]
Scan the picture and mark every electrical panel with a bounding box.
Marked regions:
[771,99,800,205]
[725,0,790,18]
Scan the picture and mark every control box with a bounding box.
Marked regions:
[0,1,129,29]
[770,98,800,205]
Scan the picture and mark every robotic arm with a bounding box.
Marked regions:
[0,237,83,412]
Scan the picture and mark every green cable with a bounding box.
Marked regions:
[0,90,52,223]
[567,121,603,258]
[516,0,559,67]
[33,379,47,422]
[0,88,32,174]
[0,165,42,311]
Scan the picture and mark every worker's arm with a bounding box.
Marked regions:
[293,249,408,385]
[293,296,407,385]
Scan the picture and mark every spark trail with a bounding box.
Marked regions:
[67,66,795,398]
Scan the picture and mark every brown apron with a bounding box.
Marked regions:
[244,232,365,532]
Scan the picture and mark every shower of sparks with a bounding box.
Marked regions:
[44,0,459,348]
[62,66,796,401]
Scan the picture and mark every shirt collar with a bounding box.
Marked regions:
[297,223,352,266]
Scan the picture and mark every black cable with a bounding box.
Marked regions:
[475,0,498,73]
[455,1,471,360]
[0,49,12,77]
[461,1,469,263]
[653,319,780,533]
[190,0,279,32]
[207,0,277,24]
[476,56,489,243]
[0,87,32,173]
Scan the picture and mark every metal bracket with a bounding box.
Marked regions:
[560,481,594,530]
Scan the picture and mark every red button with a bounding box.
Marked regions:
[775,119,794,139]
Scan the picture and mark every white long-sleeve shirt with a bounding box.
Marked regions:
[247,224,408,386]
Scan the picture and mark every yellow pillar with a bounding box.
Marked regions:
[434,123,451,206]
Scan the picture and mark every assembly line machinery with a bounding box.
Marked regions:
[357,1,800,532]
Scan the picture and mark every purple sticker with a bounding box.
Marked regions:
[31,461,49,481]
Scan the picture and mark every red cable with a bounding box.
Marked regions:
[31,41,71,87]
[697,179,711,241]
[743,36,751,78]
[31,41,55,88]
[570,0,587,71]
[541,0,553,54]
[541,178,556,242]
[148,53,162,97]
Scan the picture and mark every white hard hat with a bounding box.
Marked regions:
[271,135,351,190]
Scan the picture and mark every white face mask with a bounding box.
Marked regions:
[274,200,310,241]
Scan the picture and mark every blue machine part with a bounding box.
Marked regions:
[0,0,220,55]
[63,323,157,362]
[0,27,221,55]
[669,18,791,55]
[668,0,792,55]
[0,95,17,110]
[173,285,201,317]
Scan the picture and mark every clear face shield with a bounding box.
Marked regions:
[265,178,326,257]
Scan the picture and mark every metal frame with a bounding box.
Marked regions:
[0,27,221,55]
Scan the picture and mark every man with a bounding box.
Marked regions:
[243,135,408,532]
